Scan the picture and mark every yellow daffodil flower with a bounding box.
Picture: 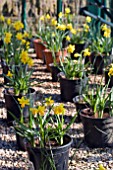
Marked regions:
[108,66,113,76]
[84,24,89,32]
[26,41,30,49]
[13,21,24,31]
[7,71,13,78]
[58,12,63,18]
[74,53,81,58]
[16,32,23,40]
[40,15,44,21]
[65,7,71,14]
[23,31,29,38]
[46,14,50,20]
[45,97,54,106]
[53,104,65,115]
[70,28,76,34]
[4,32,12,44]
[103,28,111,38]
[67,44,75,53]
[57,24,66,31]
[18,97,30,108]
[66,35,70,41]
[97,164,106,170]
[83,48,91,57]
[7,18,11,25]
[20,50,29,64]
[30,108,38,115]
[37,106,45,116]
[101,24,107,31]
[67,23,73,30]
[78,28,82,32]
[21,39,26,44]
[0,15,5,22]
[86,16,91,23]
[51,18,57,26]
[27,58,34,67]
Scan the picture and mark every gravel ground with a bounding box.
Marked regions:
[0,49,113,170]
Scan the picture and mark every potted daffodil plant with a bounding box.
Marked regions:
[11,96,76,170]
[1,17,36,124]
[80,81,113,148]
[89,24,113,74]
[58,46,90,102]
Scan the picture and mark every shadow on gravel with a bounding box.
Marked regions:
[72,136,84,148]
[0,101,5,108]
[30,77,52,82]
[42,93,61,101]
[0,139,17,150]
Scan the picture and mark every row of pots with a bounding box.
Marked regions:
[34,39,113,75]
[2,80,72,170]
[0,59,72,170]
[33,38,113,149]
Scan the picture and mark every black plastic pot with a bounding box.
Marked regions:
[2,61,10,85]
[73,95,89,122]
[90,53,112,74]
[16,132,27,151]
[80,108,113,148]
[4,88,36,125]
[27,135,72,170]
[59,74,88,102]
[2,63,28,85]
[49,63,61,82]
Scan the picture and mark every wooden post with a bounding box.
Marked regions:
[57,0,62,20]
[21,0,27,30]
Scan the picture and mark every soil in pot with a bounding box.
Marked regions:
[27,135,72,170]
[4,88,36,125]
[80,108,113,148]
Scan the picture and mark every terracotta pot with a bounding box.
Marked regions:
[33,39,46,60]
[43,49,67,72]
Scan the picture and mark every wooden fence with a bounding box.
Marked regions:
[0,0,87,17]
